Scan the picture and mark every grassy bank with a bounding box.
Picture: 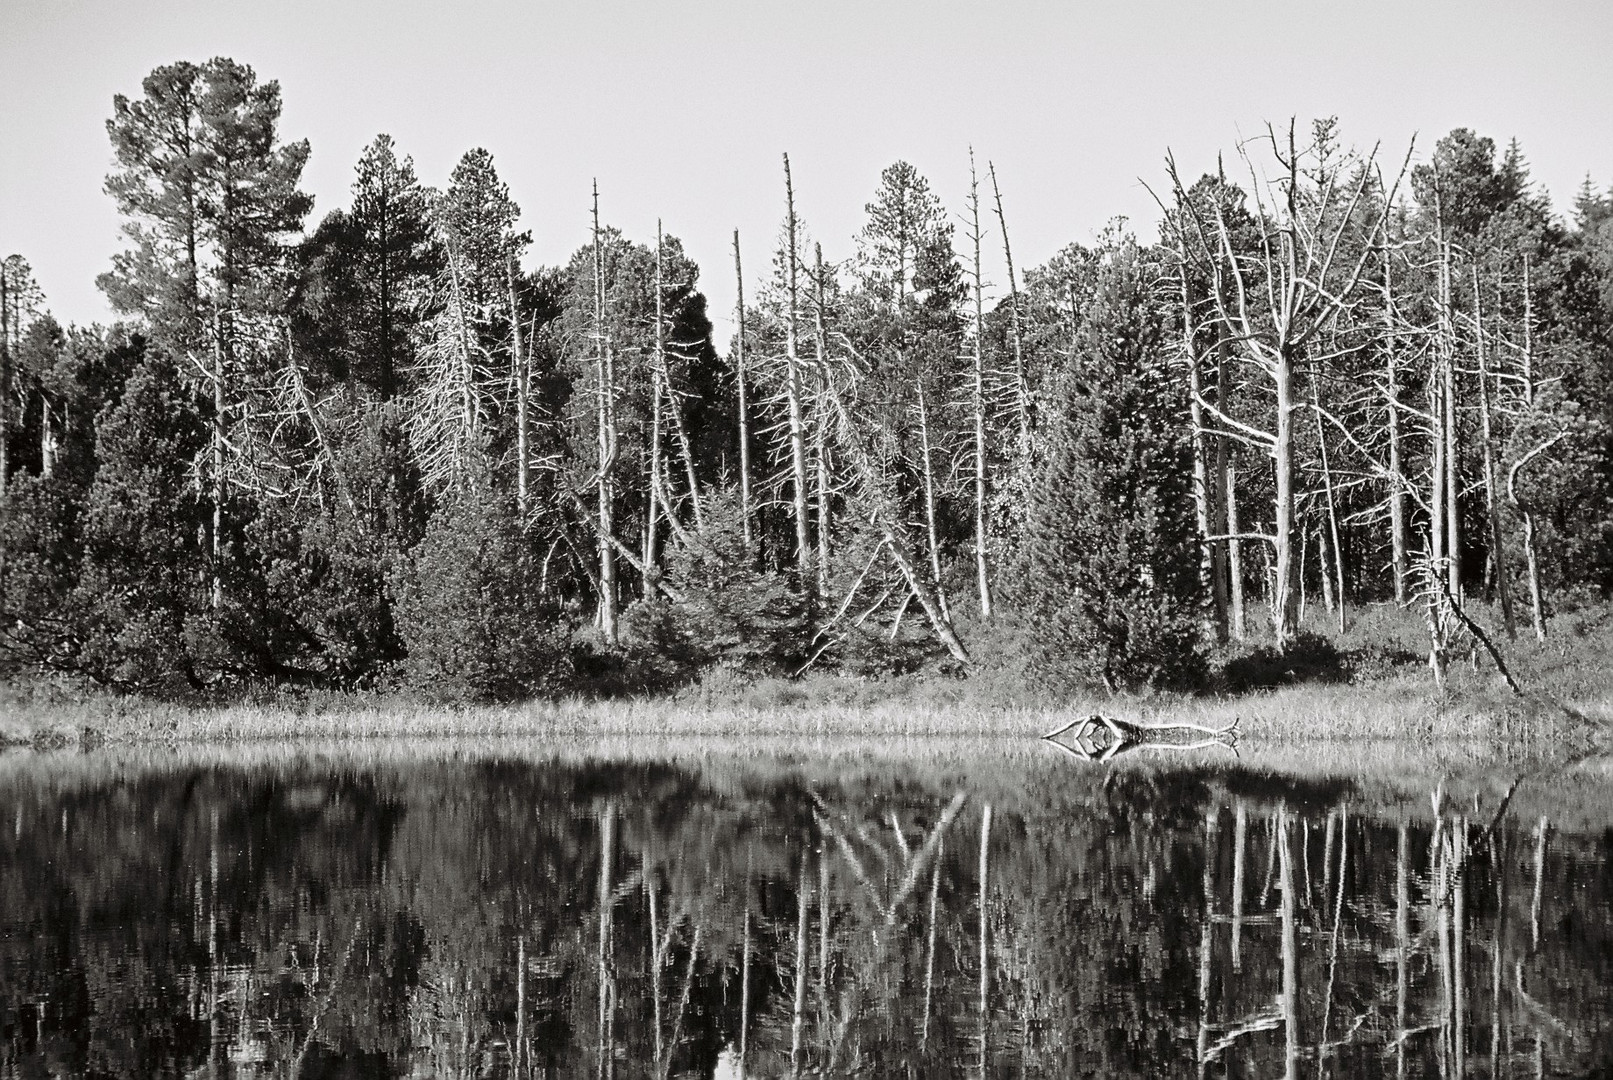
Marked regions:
[3,599,1611,750]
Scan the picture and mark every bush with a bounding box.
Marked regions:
[390,487,571,701]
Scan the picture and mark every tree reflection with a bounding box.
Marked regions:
[0,754,1610,1077]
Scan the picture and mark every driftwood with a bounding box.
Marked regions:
[1042,714,1240,762]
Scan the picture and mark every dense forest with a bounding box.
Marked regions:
[3,56,1613,700]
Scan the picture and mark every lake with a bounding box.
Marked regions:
[1,736,1609,1077]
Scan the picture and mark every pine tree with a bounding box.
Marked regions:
[1015,241,1206,691]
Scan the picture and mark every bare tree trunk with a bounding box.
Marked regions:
[593,183,618,644]
[210,316,225,611]
[921,832,942,1051]
[915,382,951,623]
[1196,807,1219,1080]
[733,230,753,550]
[1490,827,1509,1078]
[988,162,1030,454]
[1227,462,1247,639]
[812,244,833,598]
[1273,344,1300,643]
[1472,269,1514,636]
[645,366,663,599]
[510,261,530,518]
[1181,243,1228,639]
[1384,234,1409,603]
[1277,810,1299,1080]
[782,154,812,579]
[0,266,10,502]
[516,934,526,1079]
[657,222,705,534]
[1232,800,1246,972]
[966,153,994,619]
[1312,378,1347,632]
[597,801,616,1080]
[739,879,752,1078]
[978,804,993,1080]
[1213,335,1242,642]
[1434,204,1463,604]
[790,852,810,1078]
[1454,819,1468,1079]
[1395,823,1409,1080]
[1518,256,1547,642]
[1317,520,1335,616]
[40,397,57,479]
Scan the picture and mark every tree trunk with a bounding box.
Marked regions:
[1313,377,1347,633]
[790,852,810,1079]
[967,155,994,619]
[1521,257,1546,641]
[645,367,663,600]
[1272,345,1300,645]
[1433,207,1462,604]
[977,804,993,1079]
[988,163,1030,454]
[1383,235,1408,603]
[0,265,10,501]
[812,245,833,598]
[915,382,951,624]
[593,183,618,644]
[657,222,705,534]
[509,262,530,518]
[1214,316,1239,638]
[596,801,616,1080]
[733,230,754,550]
[782,154,812,579]
[1225,462,1247,639]
[210,318,225,611]
[1472,270,1514,636]
[1277,810,1299,1080]
[1181,248,1227,640]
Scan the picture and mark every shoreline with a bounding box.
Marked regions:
[3,664,1606,752]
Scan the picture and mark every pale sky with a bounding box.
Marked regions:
[4,0,1612,351]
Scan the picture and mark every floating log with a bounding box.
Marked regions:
[1041,714,1240,761]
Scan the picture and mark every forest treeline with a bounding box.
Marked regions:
[3,56,1613,700]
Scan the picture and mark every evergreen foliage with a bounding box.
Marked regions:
[390,486,572,701]
[1013,242,1207,691]
[6,58,1613,701]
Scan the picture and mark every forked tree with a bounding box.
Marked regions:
[1168,120,1411,647]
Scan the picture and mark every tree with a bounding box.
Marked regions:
[1015,240,1206,692]
[71,353,211,691]
[101,57,312,356]
[100,57,313,614]
[296,135,439,402]
[839,160,969,652]
[1170,120,1408,647]
[390,485,572,701]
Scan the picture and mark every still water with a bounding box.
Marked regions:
[0,737,1609,1078]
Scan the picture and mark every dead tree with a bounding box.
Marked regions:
[1169,121,1411,646]
[965,151,994,619]
[592,182,619,644]
[1172,222,1230,639]
[987,163,1031,455]
[733,229,754,549]
[782,154,813,579]
[1471,268,1515,635]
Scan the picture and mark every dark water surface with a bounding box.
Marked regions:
[1,737,1610,1078]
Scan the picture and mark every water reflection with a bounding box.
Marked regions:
[0,743,1609,1077]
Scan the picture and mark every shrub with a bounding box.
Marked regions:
[390,487,571,701]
